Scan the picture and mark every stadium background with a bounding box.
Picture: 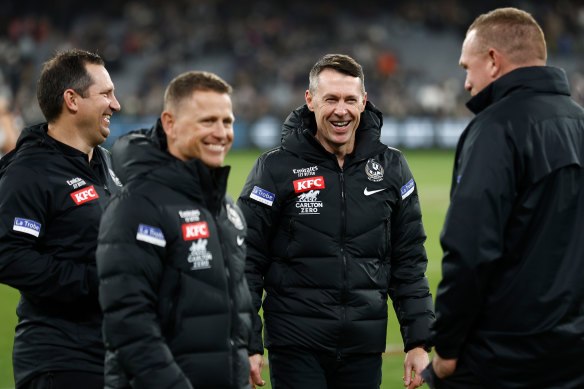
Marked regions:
[1,0,583,387]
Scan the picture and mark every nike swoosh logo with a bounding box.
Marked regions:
[364,187,387,196]
[237,236,245,246]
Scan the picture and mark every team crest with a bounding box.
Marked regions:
[365,159,384,182]
[226,203,244,230]
[109,169,123,187]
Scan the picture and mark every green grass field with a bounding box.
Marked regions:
[0,148,454,389]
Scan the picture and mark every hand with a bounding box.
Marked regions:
[432,353,458,379]
[249,353,266,388]
[403,346,429,388]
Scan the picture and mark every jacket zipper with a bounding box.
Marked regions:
[214,210,236,384]
[337,169,348,362]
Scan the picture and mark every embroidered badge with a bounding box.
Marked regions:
[66,177,87,189]
[295,190,323,215]
[13,217,41,237]
[109,169,123,187]
[226,203,244,230]
[136,224,166,247]
[365,159,384,182]
[182,221,210,241]
[188,240,213,270]
[179,209,201,223]
[250,186,275,206]
[401,179,415,200]
[293,176,325,194]
[292,166,319,177]
[70,185,99,205]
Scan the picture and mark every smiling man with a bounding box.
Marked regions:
[96,71,255,389]
[237,54,434,389]
[0,49,122,388]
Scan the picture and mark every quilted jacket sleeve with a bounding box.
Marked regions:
[236,154,281,355]
[432,122,516,358]
[97,193,192,389]
[388,151,435,352]
[0,163,98,304]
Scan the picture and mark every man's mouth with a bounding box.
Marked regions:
[205,143,225,152]
[331,121,350,128]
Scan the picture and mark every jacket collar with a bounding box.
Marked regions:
[280,101,387,167]
[466,66,571,115]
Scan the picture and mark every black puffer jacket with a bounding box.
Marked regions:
[238,102,434,357]
[96,121,253,389]
[0,123,121,385]
[433,66,584,388]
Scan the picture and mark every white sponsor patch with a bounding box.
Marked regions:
[179,209,201,223]
[400,179,415,200]
[250,186,275,206]
[66,177,87,189]
[13,218,41,237]
[136,224,166,247]
[296,190,323,215]
[188,240,213,270]
[292,165,318,177]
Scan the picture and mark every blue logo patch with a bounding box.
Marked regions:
[13,218,41,237]
[250,186,275,206]
[400,179,415,200]
[136,224,166,247]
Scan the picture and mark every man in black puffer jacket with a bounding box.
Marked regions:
[423,8,584,389]
[96,71,254,389]
[0,49,121,389]
[238,54,434,389]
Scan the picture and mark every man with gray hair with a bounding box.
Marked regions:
[238,54,434,389]
[424,7,584,389]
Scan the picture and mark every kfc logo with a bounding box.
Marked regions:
[293,176,325,194]
[182,221,210,241]
[70,186,99,205]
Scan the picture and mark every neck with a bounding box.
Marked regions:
[314,132,353,168]
[47,121,94,161]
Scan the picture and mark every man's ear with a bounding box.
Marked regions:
[160,111,174,139]
[361,92,368,112]
[305,90,314,111]
[488,48,502,78]
[63,89,79,113]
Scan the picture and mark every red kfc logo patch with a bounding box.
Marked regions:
[182,222,210,241]
[293,176,325,194]
[70,185,99,205]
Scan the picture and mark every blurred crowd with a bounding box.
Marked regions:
[2,0,584,150]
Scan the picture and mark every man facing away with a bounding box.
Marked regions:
[0,49,121,388]
[96,71,255,389]
[422,7,584,389]
[238,54,434,389]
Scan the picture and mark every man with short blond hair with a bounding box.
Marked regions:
[423,7,584,389]
[97,70,255,388]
